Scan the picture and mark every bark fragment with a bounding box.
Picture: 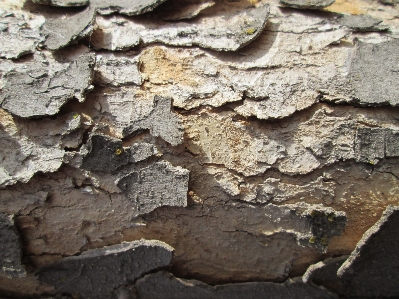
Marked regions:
[133,271,339,299]
[32,0,89,7]
[324,39,399,106]
[81,133,130,173]
[139,46,243,110]
[88,90,183,145]
[94,52,142,86]
[355,127,399,163]
[37,240,174,299]
[0,10,44,59]
[159,0,216,21]
[123,202,345,282]
[122,96,184,146]
[336,14,386,32]
[76,140,158,168]
[280,0,335,9]
[0,109,83,187]
[302,256,347,294]
[91,0,168,16]
[0,50,95,118]
[185,105,399,176]
[129,142,158,163]
[349,40,399,106]
[91,1,270,51]
[117,161,189,215]
[0,213,26,279]
[42,6,95,51]
[337,205,399,297]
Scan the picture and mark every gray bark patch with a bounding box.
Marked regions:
[0,213,26,279]
[122,96,184,146]
[32,0,89,7]
[0,51,95,117]
[92,0,169,16]
[117,161,189,215]
[42,6,96,51]
[81,133,130,173]
[91,2,270,51]
[302,255,348,293]
[337,205,399,297]
[37,240,174,299]
[336,14,385,32]
[350,39,399,106]
[280,0,335,9]
[354,127,399,163]
[0,11,44,59]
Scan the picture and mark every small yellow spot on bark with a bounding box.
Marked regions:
[115,148,123,155]
[246,28,256,35]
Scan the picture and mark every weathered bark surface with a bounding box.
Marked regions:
[1,0,399,297]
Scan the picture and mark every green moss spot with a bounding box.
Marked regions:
[72,112,79,119]
[246,28,256,35]
[328,214,335,222]
[309,237,316,244]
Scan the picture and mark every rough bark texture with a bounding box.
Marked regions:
[1,0,399,298]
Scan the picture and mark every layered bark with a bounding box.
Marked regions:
[1,0,399,297]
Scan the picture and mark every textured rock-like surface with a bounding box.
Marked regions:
[117,161,190,215]
[133,271,339,299]
[337,206,399,297]
[81,133,129,173]
[3,0,399,297]
[0,10,44,59]
[122,96,184,146]
[94,52,142,86]
[91,1,270,51]
[79,137,158,171]
[1,163,345,282]
[1,170,141,257]
[33,0,89,6]
[88,91,183,145]
[139,46,243,110]
[349,40,399,106]
[353,127,399,163]
[42,6,95,50]
[0,50,95,117]
[0,213,26,278]
[33,0,167,14]
[280,0,335,9]
[355,127,385,163]
[129,142,158,163]
[122,202,345,282]
[185,105,399,176]
[92,0,168,16]
[324,39,399,106]
[302,255,347,292]
[37,240,174,299]
[0,108,83,187]
[336,14,385,32]
[159,0,216,21]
